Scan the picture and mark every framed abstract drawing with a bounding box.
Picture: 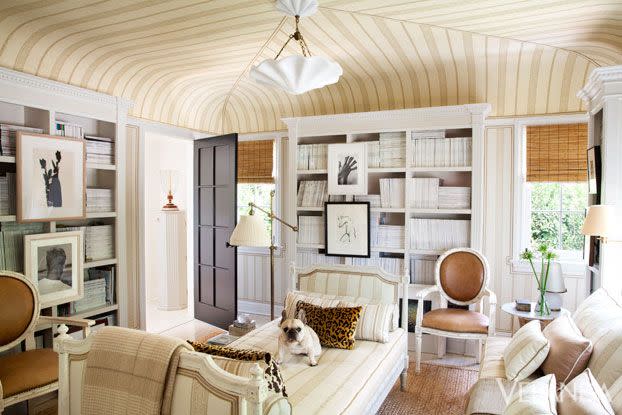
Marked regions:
[16,132,86,222]
[587,145,601,195]
[327,142,367,195]
[324,202,370,258]
[24,231,83,308]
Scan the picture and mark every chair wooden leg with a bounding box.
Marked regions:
[400,370,407,391]
[476,339,483,364]
[437,337,446,358]
[415,332,422,373]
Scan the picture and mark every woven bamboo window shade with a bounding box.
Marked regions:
[526,123,588,182]
[237,139,274,183]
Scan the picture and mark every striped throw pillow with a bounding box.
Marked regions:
[283,291,340,319]
[503,374,557,415]
[503,319,550,381]
[338,301,393,343]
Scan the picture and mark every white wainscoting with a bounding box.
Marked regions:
[237,251,287,308]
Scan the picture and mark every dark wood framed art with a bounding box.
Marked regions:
[587,145,601,196]
[324,201,370,258]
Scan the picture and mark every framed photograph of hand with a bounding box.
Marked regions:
[327,142,367,195]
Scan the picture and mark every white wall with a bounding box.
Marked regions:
[143,132,193,307]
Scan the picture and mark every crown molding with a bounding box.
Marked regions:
[0,67,133,109]
[577,65,622,102]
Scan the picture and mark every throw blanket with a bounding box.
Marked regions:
[81,327,192,415]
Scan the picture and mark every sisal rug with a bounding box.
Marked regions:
[377,362,479,415]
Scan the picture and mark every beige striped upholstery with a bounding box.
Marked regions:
[479,337,511,379]
[283,291,340,320]
[503,374,557,415]
[298,271,397,305]
[229,319,406,415]
[503,320,550,382]
[609,376,622,414]
[338,301,393,343]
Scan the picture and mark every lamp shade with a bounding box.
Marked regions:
[229,214,270,247]
[546,261,566,293]
[581,205,614,237]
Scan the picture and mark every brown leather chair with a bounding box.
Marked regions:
[414,248,496,372]
[0,271,93,413]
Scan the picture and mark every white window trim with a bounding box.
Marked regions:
[236,132,286,256]
[504,114,589,276]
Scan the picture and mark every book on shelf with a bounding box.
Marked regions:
[87,266,115,305]
[354,194,381,207]
[379,178,405,208]
[366,141,380,168]
[438,187,471,209]
[379,132,406,168]
[86,188,114,212]
[57,224,115,261]
[55,121,84,139]
[297,216,324,245]
[85,135,114,165]
[410,258,436,284]
[407,178,440,209]
[370,213,404,249]
[0,172,16,215]
[297,180,327,207]
[409,219,470,250]
[410,131,472,168]
[0,222,46,271]
[297,144,327,170]
[72,278,107,313]
[296,248,342,267]
[0,124,44,156]
[351,254,404,276]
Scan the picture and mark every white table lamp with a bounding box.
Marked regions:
[229,214,271,248]
[545,261,566,311]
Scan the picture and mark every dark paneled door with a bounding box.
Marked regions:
[194,134,237,329]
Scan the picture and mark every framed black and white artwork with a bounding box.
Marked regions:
[327,142,367,195]
[24,231,83,308]
[324,202,370,257]
[587,145,601,195]
[16,132,86,222]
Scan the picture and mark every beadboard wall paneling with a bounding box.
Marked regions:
[125,124,140,329]
[1,1,617,133]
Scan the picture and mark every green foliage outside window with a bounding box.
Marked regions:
[237,183,275,234]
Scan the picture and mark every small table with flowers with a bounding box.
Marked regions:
[501,301,569,332]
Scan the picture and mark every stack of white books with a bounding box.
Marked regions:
[379,132,405,167]
[379,178,405,208]
[354,194,381,207]
[409,219,470,250]
[86,188,114,212]
[297,216,324,245]
[352,254,404,275]
[367,141,380,168]
[411,131,472,168]
[297,144,327,170]
[55,121,83,138]
[0,222,46,271]
[407,178,440,209]
[88,266,115,304]
[372,225,404,249]
[0,124,43,156]
[410,258,436,284]
[85,135,114,164]
[438,187,471,209]
[411,131,445,167]
[297,181,327,207]
[296,249,341,267]
[85,225,114,261]
[73,278,106,313]
[450,137,472,167]
[0,173,15,215]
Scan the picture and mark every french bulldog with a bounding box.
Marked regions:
[277,308,322,366]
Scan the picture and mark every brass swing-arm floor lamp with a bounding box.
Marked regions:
[228,190,298,320]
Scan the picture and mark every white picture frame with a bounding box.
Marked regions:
[327,142,367,195]
[324,202,370,257]
[24,231,84,308]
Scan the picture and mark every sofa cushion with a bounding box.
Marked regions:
[0,348,58,398]
[480,336,511,379]
[295,301,362,350]
[337,301,393,343]
[284,291,340,319]
[503,374,557,415]
[503,320,550,381]
[541,314,593,386]
[422,308,489,334]
[608,376,622,414]
[558,368,614,415]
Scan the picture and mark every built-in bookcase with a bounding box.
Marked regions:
[0,68,129,340]
[284,105,490,353]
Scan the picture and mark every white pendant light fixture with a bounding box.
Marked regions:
[250,0,342,95]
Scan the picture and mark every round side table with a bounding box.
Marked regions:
[501,302,569,331]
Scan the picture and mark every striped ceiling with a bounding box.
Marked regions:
[0,0,619,134]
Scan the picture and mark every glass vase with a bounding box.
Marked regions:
[536,289,551,316]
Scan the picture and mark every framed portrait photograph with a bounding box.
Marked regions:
[327,142,367,195]
[587,145,601,195]
[17,132,86,222]
[324,202,370,257]
[24,231,84,308]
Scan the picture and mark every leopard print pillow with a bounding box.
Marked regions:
[188,342,287,397]
[295,301,362,350]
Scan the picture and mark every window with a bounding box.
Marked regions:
[528,182,587,260]
[237,183,275,234]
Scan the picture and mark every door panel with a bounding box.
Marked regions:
[194,134,237,329]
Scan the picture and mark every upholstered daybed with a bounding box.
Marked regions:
[57,264,409,415]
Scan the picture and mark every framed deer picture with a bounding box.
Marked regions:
[324,201,370,258]
[16,132,86,222]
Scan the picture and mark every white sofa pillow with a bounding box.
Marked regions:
[338,301,393,343]
[503,319,550,381]
[503,374,557,415]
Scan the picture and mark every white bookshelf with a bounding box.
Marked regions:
[0,68,130,329]
[284,104,490,353]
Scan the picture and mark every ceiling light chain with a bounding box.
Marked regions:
[275,16,312,60]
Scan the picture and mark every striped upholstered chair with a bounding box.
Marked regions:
[414,248,496,372]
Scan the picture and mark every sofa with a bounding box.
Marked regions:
[466,288,622,414]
